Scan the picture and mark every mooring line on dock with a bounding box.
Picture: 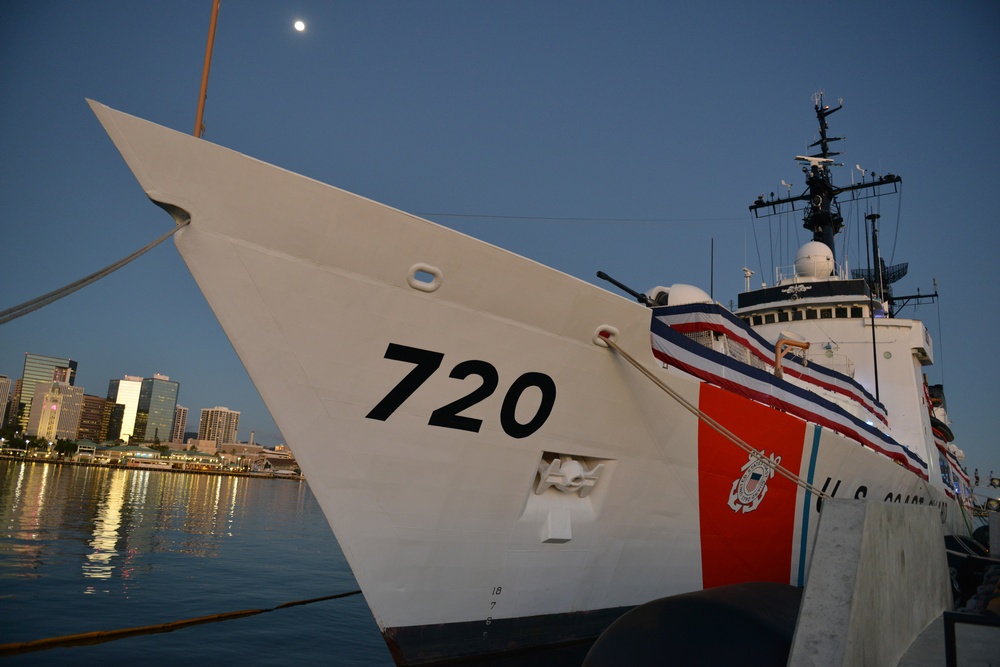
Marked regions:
[0,589,362,656]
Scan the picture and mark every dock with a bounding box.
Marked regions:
[790,500,999,666]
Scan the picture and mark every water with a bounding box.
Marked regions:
[0,459,395,665]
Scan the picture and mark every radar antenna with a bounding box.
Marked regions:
[749,94,902,264]
[851,213,907,309]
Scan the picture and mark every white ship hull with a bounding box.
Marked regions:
[89,100,963,664]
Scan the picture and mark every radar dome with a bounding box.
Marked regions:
[645,284,712,306]
[794,242,835,278]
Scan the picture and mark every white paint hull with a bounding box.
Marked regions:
[89,100,961,664]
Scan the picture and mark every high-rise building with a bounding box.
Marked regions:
[26,381,84,441]
[106,374,180,443]
[78,394,115,443]
[198,406,240,446]
[171,405,188,444]
[135,374,179,443]
[0,375,10,427]
[9,379,22,428]
[18,353,77,430]
[107,376,143,442]
[105,402,126,442]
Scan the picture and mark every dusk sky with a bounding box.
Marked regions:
[2,2,998,473]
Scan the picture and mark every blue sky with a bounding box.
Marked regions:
[1,2,997,473]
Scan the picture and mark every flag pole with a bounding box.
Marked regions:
[194,0,221,138]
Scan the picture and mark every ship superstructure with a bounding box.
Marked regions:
[732,94,968,502]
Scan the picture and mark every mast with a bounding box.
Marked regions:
[800,97,845,253]
[749,93,902,267]
[194,0,221,138]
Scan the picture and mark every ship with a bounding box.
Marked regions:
[88,94,980,665]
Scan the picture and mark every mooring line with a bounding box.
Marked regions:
[598,331,827,498]
[0,221,188,326]
[0,589,362,656]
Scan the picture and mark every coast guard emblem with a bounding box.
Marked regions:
[728,452,781,514]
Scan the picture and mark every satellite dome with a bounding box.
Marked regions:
[645,284,712,306]
[794,241,835,278]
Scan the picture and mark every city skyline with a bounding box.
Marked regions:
[2,356,256,446]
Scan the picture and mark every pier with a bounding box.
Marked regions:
[789,499,997,665]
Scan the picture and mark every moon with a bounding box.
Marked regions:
[294,20,306,32]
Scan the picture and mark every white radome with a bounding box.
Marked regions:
[645,283,713,306]
[794,241,835,278]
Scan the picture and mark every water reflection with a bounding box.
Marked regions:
[83,470,126,583]
[0,462,51,579]
[0,461,253,593]
[0,459,394,666]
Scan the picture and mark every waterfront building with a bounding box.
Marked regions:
[0,375,10,426]
[186,438,220,454]
[93,442,163,466]
[26,381,84,441]
[170,405,188,444]
[268,444,295,459]
[198,406,240,446]
[78,394,115,443]
[218,442,264,470]
[264,453,300,475]
[106,376,143,442]
[18,353,77,430]
[75,440,97,462]
[135,374,179,443]
[165,449,223,471]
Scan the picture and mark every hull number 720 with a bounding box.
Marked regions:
[365,343,556,439]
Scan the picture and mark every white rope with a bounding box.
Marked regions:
[599,332,827,498]
[0,222,189,326]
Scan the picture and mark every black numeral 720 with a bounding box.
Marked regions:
[365,343,556,439]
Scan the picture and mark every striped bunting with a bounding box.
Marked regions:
[650,308,928,479]
[934,437,970,487]
[654,303,888,425]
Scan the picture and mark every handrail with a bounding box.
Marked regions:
[775,338,810,379]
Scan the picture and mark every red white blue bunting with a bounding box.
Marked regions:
[650,306,928,479]
[934,437,970,488]
[654,303,888,425]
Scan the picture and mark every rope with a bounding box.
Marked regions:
[0,222,189,326]
[599,332,827,498]
[0,589,362,656]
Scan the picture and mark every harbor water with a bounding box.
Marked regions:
[0,459,395,665]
